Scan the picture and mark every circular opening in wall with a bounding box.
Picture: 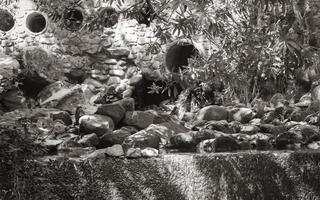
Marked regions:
[0,9,15,32]
[25,12,47,34]
[63,8,84,31]
[165,42,199,73]
[100,7,119,28]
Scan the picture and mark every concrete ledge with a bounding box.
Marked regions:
[30,151,320,200]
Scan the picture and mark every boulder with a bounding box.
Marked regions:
[240,125,260,135]
[118,97,135,111]
[288,124,320,144]
[105,144,124,157]
[249,133,273,150]
[79,114,114,136]
[197,136,240,153]
[125,147,142,158]
[78,133,99,147]
[141,147,159,157]
[122,129,161,151]
[312,85,320,101]
[259,124,287,135]
[295,93,312,107]
[201,120,232,133]
[42,139,63,152]
[123,111,155,129]
[38,82,87,114]
[0,89,27,111]
[98,126,138,148]
[95,103,125,124]
[49,110,72,125]
[196,105,229,121]
[307,141,320,150]
[229,107,254,123]
[0,54,20,81]
[269,93,286,108]
[22,47,64,81]
[170,131,198,150]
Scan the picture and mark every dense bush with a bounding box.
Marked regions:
[0,117,45,199]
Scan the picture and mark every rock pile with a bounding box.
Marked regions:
[1,53,320,160]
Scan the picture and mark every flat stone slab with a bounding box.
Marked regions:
[31,151,320,200]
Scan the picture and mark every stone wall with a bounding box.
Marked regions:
[0,0,210,87]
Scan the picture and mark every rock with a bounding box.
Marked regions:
[125,147,142,158]
[22,47,63,81]
[42,139,63,152]
[289,107,308,122]
[259,124,287,135]
[82,148,108,160]
[0,54,20,80]
[196,105,229,121]
[65,68,87,84]
[249,118,261,125]
[275,132,302,149]
[307,100,320,114]
[229,108,254,123]
[295,93,312,107]
[239,141,252,150]
[49,110,72,125]
[228,121,242,133]
[249,133,273,150]
[58,147,96,158]
[240,124,260,135]
[251,98,267,118]
[169,131,198,150]
[129,74,143,85]
[269,93,286,108]
[201,120,232,133]
[122,129,161,150]
[95,103,125,124]
[307,141,320,150]
[98,126,138,148]
[288,124,320,144]
[57,140,82,151]
[51,120,68,136]
[37,81,71,103]
[1,89,27,111]
[38,82,87,114]
[123,111,155,130]
[141,147,159,157]
[197,136,240,153]
[118,97,135,111]
[105,144,124,157]
[106,76,121,86]
[79,114,114,136]
[312,85,320,101]
[106,48,130,58]
[78,133,99,147]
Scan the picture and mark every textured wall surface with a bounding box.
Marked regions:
[26,151,320,200]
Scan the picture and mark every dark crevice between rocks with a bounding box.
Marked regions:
[18,72,51,99]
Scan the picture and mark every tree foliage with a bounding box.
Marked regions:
[30,0,320,104]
